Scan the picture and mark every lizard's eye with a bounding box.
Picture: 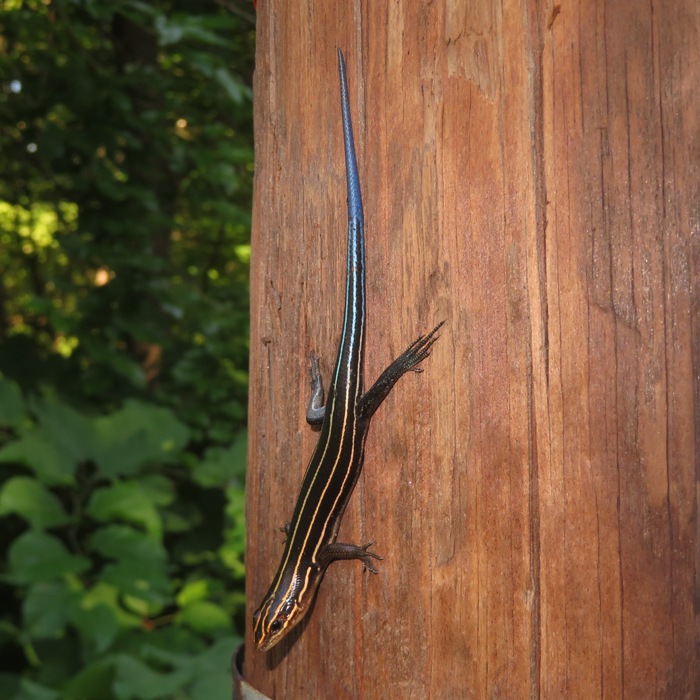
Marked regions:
[270,619,283,633]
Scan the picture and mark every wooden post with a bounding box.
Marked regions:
[245,1,698,697]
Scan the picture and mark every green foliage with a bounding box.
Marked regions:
[0,0,253,697]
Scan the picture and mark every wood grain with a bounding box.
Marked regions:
[244,0,698,697]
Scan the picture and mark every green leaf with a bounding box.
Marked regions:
[30,396,97,463]
[177,600,231,634]
[193,430,246,487]
[154,15,231,48]
[0,476,70,529]
[23,581,80,638]
[0,433,77,485]
[62,658,116,700]
[189,672,232,700]
[0,377,26,427]
[82,582,141,629]
[7,531,90,584]
[0,388,100,486]
[175,578,210,607]
[90,525,166,563]
[112,654,190,700]
[100,562,171,606]
[87,481,162,538]
[0,674,60,700]
[220,484,245,576]
[93,401,190,478]
[139,474,175,507]
[72,603,119,653]
[187,635,241,677]
[90,525,171,606]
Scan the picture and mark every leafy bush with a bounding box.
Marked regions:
[0,381,247,699]
[0,1,254,697]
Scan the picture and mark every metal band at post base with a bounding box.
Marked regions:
[231,644,272,700]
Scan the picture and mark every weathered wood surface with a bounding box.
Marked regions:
[245,1,698,697]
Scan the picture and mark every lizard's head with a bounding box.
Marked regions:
[252,592,307,652]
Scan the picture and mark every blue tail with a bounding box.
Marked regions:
[337,49,363,224]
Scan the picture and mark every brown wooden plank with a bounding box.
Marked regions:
[244,1,698,697]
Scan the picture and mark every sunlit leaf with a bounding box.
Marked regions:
[176,600,231,633]
[0,477,70,529]
[90,525,171,606]
[0,433,77,485]
[87,482,163,538]
[81,581,142,629]
[100,561,172,606]
[175,578,209,607]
